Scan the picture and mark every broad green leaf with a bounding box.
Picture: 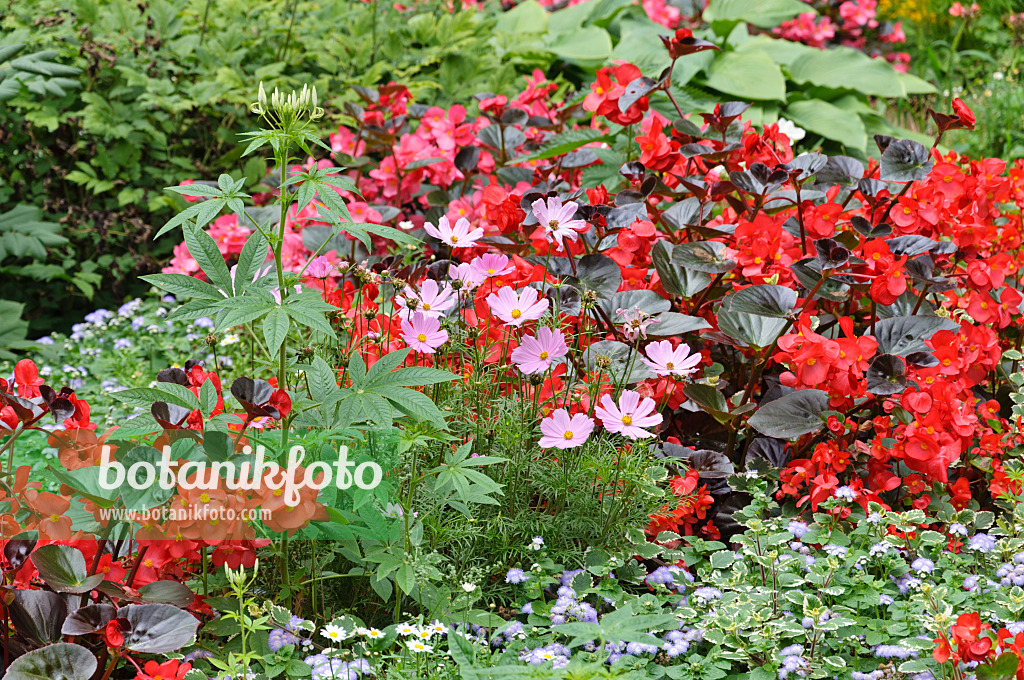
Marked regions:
[784,99,867,150]
[787,47,906,98]
[703,49,786,101]
[140,273,223,300]
[747,389,829,439]
[704,0,812,28]
[262,307,290,357]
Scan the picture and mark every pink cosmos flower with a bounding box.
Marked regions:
[305,256,335,279]
[395,279,455,319]
[401,313,448,354]
[449,262,485,290]
[595,390,663,439]
[532,197,586,250]
[510,327,569,374]
[617,306,660,342]
[486,286,549,326]
[641,340,702,377]
[539,409,595,450]
[470,253,515,280]
[423,215,484,248]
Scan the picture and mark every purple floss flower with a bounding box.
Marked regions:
[779,644,803,657]
[963,575,980,592]
[521,602,533,615]
[822,544,848,558]
[646,566,675,587]
[625,640,659,655]
[269,628,301,652]
[182,650,214,663]
[692,587,722,602]
[969,533,996,552]
[949,523,968,536]
[560,569,583,587]
[787,520,809,538]
[834,485,857,501]
[113,338,132,350]
[874,644,916,660]
[36,336,54,345]
[879,593,894,605]
[893,574,921,594]
[506,568,529,584]
[911,557,935,574]
[853,672,884,680]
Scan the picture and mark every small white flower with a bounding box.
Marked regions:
[406,640,433,653]
[320,624,349,642]
[415,627,433,640]
[399,220,414,229]
[396,623,417,636]
[995,71,1005,80]
[430,621,447,635]
[461,582,476,593]
[382,502,404,518]
[776,118,806,142]
[364,628,384,639]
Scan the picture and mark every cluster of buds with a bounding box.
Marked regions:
[250,82,325,126]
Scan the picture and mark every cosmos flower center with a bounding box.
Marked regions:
[666,362,674,369]
[539,351,549,360]
[450,235,459,242]
[418,334,427,342]
[422,303,431,310]
[487,269,495,274]
[548,219,560,229]
[563,431,574,440]
[621,415,633,425]
[511,309,522,319]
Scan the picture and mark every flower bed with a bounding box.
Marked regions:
[2,22,1024,680]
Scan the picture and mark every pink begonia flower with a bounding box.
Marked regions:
[470,253,515,280]
[531,197,586,250]
[395,279,455,319]
[305,256,335,279]
[401,313,448,354]
[486,286,549,326]
[423,215,483,248]
[539,409,595,450]
[595,390,663,439]
[449,262,485,291]
[641,340,701,377]
[511,327,569,374]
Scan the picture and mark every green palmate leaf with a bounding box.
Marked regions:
[233,228,271,296]
[140,273,224,300]
[306,355,339,402]
[383,386,450,429]
[510,128,608,164]
[157,175,249,238]
[747,389,829,439]
[282,290,337,335]
[363,348,413,385]
[216,292,280,330]
[262,307,290,357]
[182,221,233,296]
[113,384,200,411]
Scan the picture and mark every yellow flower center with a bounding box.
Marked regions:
[665,362,674,370]
[539,351,549,360]
[487,269,495,274]
[418,333,427,342]
[548,219,559,229]
[450,235,459,242]
[200,493,210,503]
[511,309,522,319]
[50,514,60,523]
[422,303,431,310]
[621,415,633,425]
[563,431,574,440]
